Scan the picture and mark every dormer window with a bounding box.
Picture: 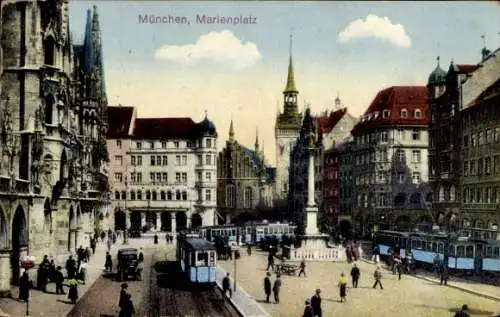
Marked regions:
[400,109,408,118]
[414,109,422,118]
[373,111,380,119]
[382,110,390,119]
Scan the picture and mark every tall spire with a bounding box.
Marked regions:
[83,9,94,72]
[229,119,235,141]
[255,126,259,151]
[92,5,107,101]
[284,32,298,93]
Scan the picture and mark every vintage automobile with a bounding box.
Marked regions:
[116,248,140,281]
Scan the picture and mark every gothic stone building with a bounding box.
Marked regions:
[107,106,218,233]
[459,47,500,237]
[427,57,479,232]
[350,86,431,236]
[0,2,109,294]
[217,121,274,224]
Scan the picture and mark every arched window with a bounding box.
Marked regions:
[137,190,142,200]
[167,191,172,200]
[130,191,136,200]
[414,109,422,118]
[45,95,54,124]
[226,184,236,208]
[439,186,445,202]
[450,185,456,201]
[244,187,252,208]
[182,191,187,200]
[146,190,151,200]
[400,109,408,118]
[115,191,120,200]
[121,191,126,200]
[43,36,55,65]
[176,190,181,200]
[160,191,166,200]
[152,191,157,200]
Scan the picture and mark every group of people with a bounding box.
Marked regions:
[345,240,361,263]
[263,271,282,304]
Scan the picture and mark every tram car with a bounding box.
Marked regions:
[373,230,500,274]
[252,222,297,243]
[199,224,241,246]
[176,236,217,286]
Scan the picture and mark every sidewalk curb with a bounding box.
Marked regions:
[360,258,500,302]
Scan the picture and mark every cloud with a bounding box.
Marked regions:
[338,14,411,48]
[154,30,262,69]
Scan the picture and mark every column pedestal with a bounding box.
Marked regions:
[171,212,176,243]
[141,213,146,228]
[156,212,161,231]
[0,251,11,297]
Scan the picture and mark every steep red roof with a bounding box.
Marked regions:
[107,106,134,138]
[455,64,479,74]
[351,86,429,135]
[313,108,347,134]
[132,118,199,139]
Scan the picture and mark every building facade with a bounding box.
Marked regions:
[350,86,431,236]
[459,48,500,235]
[0,2,109,293]
[106,106,217,233]
[338,138,355,235]
[275,52,302,199]
[216,121,274,223]
[427,58,479,232]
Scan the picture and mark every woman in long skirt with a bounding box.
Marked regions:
[338,272,348,303]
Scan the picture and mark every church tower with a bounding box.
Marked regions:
[274,34,302,199]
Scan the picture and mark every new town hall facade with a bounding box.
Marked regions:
[0,1,109,294]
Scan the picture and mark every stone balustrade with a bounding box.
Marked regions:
[289,245,346,262]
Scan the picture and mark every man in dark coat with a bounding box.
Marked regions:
[105,252,113,271]
[19,271,30,302]
[90,238,96,255]
[272,274,281,304]
[298,259,306,277]
[222,273,232,298]
[55,266,65,294]
[66,255,76,279]
[264,272,272,303]
[119,293,135,317]
[350,264,360,288]
[454,304,470,317]
[440,265,449,285]
[311,288,322,317]
[119,283,129,310]
[266,252,274,271]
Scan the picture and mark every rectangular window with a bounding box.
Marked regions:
[197,171,202,181]
[197,155,202,165]
[412,150,421,163]
[412,129,420,141]
[397,172,405,184]
[175,173,181,183]
[156,156,161,165]
[150,141,155,149]
[176,155,181,165]
[205,189,211,201]
[156,172,161,182]
[130,172,136,183]
[161,141,167,149]
[494,156,499,173]
[131,156,136,166]
[136,142,142,149]
[471,133,476,147]
[471,160,476,176]
[115,155,123,165]
[116,140,122,148]
[380,131,388,143]
[205,171,211,181]
[206,139,212,148]
[398,129,405,140]
[226,185,236,208]
[162,156,168,165]
[114,173,123,182]
[397,150,405,162]
[174,141,179,148]
[463,161,469,177]
[412,172,421,184]
[150,172,155,182]
[150,156,155,166]
[137,156,142,166]
[205,154,211,165]
[137,173,142,183]
[182,172,187,183]
[162,173,168,182]
[182,155,187,165]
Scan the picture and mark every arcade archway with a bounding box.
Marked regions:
[114,208,126,231]
[176,211,187,231]
[130,211,141,230]
[191,213,202,229]
[161,212,172,232]
[0,207,7,249]
[11,206,27,285]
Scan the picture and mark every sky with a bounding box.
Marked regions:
[69,1,500,166]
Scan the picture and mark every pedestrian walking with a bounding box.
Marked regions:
[454,304,470,317]
[18,271,30,302]
[48,259,56,282]
[396,261,403,280]
[138,249,144,262]
[119,283,129,310]
[66,255,76,279]
[372,266,383,290]
[311,289,322,317]
[90,238,96,255]
[372,245,380,264]
[266,252,274,271]
[247,244,252,256]
[67,279,79,304]
[78,260,87,284]
[55,266,65,295]
[302,298,314,317]
[338,273,348,302]
[119,293,135,317]
[107,238,112,252]
[298,258,306,277]
[105,251,113,271]
[440,265,448,285]
[350,263,360,288]
[272,274,281,304]
[222,272,232,298]
[264,271,272,303]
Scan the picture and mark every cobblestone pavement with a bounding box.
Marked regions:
[0,237,155,317]
[217,250,500,317]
